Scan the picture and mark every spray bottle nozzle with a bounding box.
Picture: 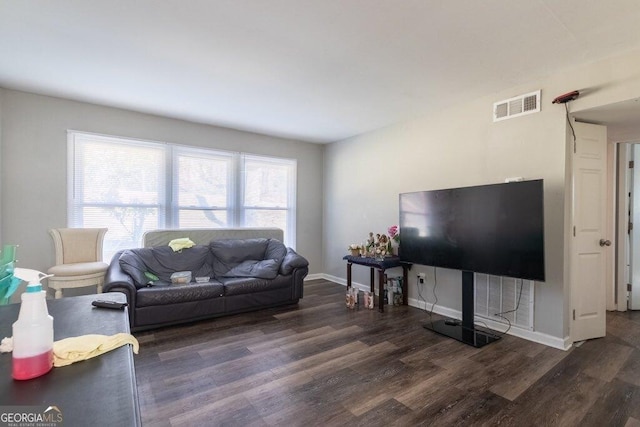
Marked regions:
[13,268,53,292]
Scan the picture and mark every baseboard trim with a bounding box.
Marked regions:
[406,297,569,350]
[320,274,372,292]
[411,297,571,350]
[320,273,346,285]
[307,275,570,350]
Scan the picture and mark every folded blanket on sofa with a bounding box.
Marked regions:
[168,237,195,252]
[53,333,139,367]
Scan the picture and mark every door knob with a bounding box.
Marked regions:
[599,239,611,247]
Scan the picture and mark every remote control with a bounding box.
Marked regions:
[92,300,127,310]
[444,319,460,326]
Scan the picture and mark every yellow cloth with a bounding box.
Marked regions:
[168,237,196,252]
[53,333,139,367]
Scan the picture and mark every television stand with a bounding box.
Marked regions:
[423,270,501,348]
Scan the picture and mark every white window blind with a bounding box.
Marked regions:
[241,154,296,246]
[69,133,167,260]
[172,146,235,228]
[68,131,296,261]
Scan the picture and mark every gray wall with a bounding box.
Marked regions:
[324,91,567,340]
[324,48,640,342]
[0,90,324,295]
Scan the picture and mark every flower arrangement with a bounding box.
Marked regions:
[388,225,400,243]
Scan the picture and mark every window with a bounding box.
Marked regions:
[172,146,235,229]
[68,132,296,261]
[241,154,296,231]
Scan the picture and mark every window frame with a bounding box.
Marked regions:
[67,131,297,254]
[239,153,297,246]
[171,145,237,229]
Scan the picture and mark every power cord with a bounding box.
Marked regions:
[416,268,438,328]
[565,103,577,143]
[429,267,438,319]
[416,273,427,310]
[492,279,525,336]
[423,268,439,329]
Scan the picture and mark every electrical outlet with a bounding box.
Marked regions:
[418,272,425,284]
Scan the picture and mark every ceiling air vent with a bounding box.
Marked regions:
[493,90,541,122]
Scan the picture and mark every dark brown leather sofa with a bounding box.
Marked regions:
[103,228,308,331]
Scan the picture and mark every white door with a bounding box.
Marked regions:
[571,121,609,342]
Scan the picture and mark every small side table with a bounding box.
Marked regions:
[343,255,411,312]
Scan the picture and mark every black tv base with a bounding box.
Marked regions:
[423,319,500,348]
[423,270,501,348]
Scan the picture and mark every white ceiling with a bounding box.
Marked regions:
[574,98,640,141]
[2,1,640,143]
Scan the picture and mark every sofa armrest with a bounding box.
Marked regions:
[280,248,309,275]
[290,266,308,300]
[104,250,138,326]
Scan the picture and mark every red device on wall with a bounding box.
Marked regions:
[552,90,580,104]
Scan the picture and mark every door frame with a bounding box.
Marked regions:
[614,142,630,311]
[604,138,618,312]
[613,140,640,311]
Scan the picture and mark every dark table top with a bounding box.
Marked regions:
[0,293,141,426]
[343,255,408,269]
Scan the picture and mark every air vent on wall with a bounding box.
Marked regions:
[475,274,534,331]
[493,90,541,122]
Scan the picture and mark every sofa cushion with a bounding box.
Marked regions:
[119,245,212,288]
[210,238,269,265]
[210,238,286,279]
[136,280,225,307]
[222,259,280,279]
[218,275,291,296]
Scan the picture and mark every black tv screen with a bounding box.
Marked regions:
[399,180,545,281]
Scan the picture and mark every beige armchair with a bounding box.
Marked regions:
[47,228,109,299]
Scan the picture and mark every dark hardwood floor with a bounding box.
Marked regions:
[134,279,640,426]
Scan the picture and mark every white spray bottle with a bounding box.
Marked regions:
[12,268,54,380]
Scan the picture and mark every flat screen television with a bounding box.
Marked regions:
[399,179,545,348]
[399,179,545,281]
